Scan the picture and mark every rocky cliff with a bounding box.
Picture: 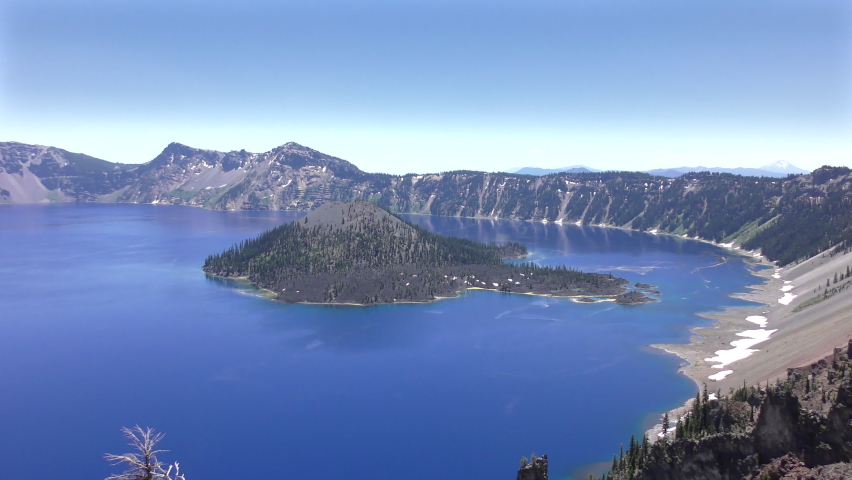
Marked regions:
[601,344,852,480]
[3,141,852,266]
[517,455,548,480]
[0,142,137,203]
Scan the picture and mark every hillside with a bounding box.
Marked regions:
[0,142,138,203]
[202,202,637,305]
[2,141,852,267]
[598,344,852,480]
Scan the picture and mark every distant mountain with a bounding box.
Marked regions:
[510,163,809,178]
[645,164,809,178]
[509,165,601,176]
[0,141,369,208]
[0,142,139,203]
[759,160,809,175]
[645,168,688,178]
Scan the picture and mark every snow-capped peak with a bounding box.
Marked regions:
[759,161,808,174]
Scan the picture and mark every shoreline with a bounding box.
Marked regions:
[206,274,633,306]
[643,243,852,446]
[650,244,777,390]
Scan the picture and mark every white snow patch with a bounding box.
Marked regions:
[745,316,768,328]
[492,283,499,287]
[780,285,794,292]
[709,370,734,381]
[708,393,718,401]
[705,329,777,369]
[778,293,797,305]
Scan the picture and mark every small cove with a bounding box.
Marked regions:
[0,204,762,479]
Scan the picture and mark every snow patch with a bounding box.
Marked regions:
[709,370,733,381]
[746,316,768,328]
[778,293,797,305]
[705,329,777,369]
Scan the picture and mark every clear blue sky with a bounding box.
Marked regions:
[1,0,849,174]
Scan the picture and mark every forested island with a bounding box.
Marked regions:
[203,202,648,305]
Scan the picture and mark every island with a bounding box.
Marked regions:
[204,201,651,305]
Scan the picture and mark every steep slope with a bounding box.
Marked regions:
[113,142,383,210]
[0,142,138,203]
[600,345,852,480]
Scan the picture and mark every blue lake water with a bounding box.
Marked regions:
[0,204,761,479]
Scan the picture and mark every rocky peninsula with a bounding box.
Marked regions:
[203,201,648,305]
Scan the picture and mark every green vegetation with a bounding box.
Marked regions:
[204,202,633,305]
[596,345,852,480]
[792,268,852,313]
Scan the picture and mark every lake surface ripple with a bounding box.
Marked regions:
[0,204,760,480]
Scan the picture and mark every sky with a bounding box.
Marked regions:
[1,0,850,174]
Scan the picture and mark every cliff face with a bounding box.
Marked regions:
[112,142,381,210]
[517,455,548,480]
[3,141,852,266]
[605,346,852,480]
[0,142,138,203]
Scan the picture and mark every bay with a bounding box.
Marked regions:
[0,204,760,479]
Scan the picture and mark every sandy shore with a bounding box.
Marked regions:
[653,246,852,395]
[641,246,852,443]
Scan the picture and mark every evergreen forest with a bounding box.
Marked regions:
[203,202,639,305]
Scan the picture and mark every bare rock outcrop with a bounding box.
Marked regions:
[517,455,547,480]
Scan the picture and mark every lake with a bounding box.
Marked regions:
[0,204,761,479]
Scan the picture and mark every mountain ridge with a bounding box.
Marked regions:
[1,140,850,267]
[508,163,808,178]
[510,165,601,175]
